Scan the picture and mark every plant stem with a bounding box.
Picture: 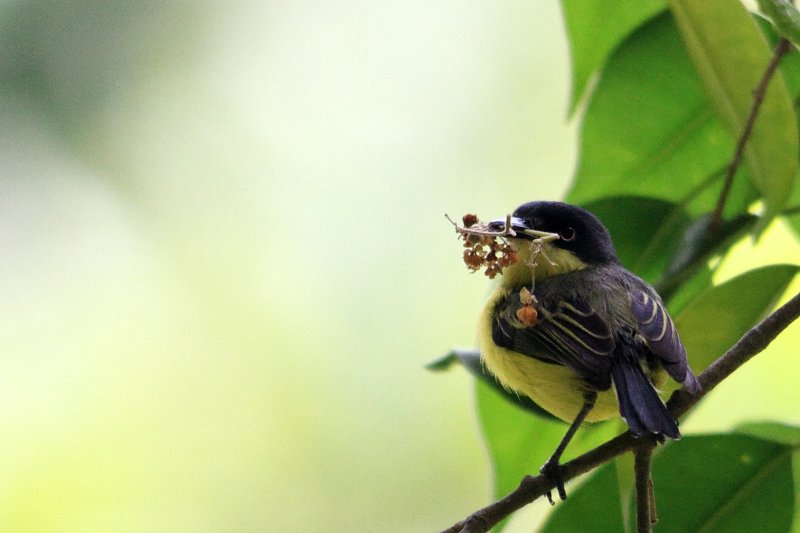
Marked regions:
[710,38,791,229]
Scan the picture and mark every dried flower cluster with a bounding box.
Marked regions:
[448,211,541,327]
[515,286,538,327]
[452,214,518,279]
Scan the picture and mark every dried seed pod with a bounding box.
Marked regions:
[484,262,499,279]
[451,212,521,278]
[500,250,518,267]
[519,287,533,305]
[515,304,538,327]
[463,250,483,270]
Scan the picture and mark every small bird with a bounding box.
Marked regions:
[477,201,701,500]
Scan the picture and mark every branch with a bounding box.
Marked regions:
[667,289,800,417]
[710,38,792,229]
[440,290,800,533]
[634,442,656,533]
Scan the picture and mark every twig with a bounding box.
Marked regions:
[710,38,792,230]
[634,442,656,533]
[667,290,800,416]
[648,477,657,526]
[440,290,800,533]
[445,213,517,238]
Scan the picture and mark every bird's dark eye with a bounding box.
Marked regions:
[560,227,576,241]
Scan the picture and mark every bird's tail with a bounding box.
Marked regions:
[610,355,680,439]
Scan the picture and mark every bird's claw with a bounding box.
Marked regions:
[540,459,567,503]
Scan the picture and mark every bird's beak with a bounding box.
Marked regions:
[488,216,526,235]
[488,216,559,240]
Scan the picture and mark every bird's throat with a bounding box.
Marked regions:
[500,240,587,287]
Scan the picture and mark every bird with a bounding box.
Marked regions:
[476,201,701,501]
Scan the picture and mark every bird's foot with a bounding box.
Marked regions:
[540,458,567,504]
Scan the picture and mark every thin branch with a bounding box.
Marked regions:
[440,290,800,533]
[634,442,656,533]
[668,290,800,416]
[648,477,657,526]
[710,38,792,230]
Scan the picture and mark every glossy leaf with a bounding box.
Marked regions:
[613,453,635,533]
[567,12,758,220]
[664,264,713,315]
[736,422,800,533]
[475,380,618,530]
[765,18,800,94]
[539,460,625,532]
[757,0,800,46]
[656,213,757,300]
[428,349,557,419]
[561,0,666,111]
[581,197,755,302]
[582,196,692,284]
[543,433,796,532]
[736,421,800,445]
[426,349,481,372]
[786,176,800,239]
[650,434,794,532]
[674,264,799,376]
[794,454,800,533]
[670,0,798,225]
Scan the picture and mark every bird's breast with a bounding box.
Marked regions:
[479,287,620,423]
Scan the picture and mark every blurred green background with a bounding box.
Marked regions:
[2,2,799,532]
[0,2,574,531]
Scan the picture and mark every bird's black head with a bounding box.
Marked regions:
[493,201,619,266]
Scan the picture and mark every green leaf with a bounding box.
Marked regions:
[786,174,800,239]
[545,433,795,532]
[582,196,692,284]
[757,0,800,46]
[566,12,758,220]
[651,434,794,532]
[664,265,713,315]
[425,349,479,372]
[736,421,800,445]
[560,0,666,112]
[670,0,798,226]
[656,213,757,300]
[793,449,800,533]
[674,264,799,377]
[580,197,755,302]
[475,380,618,530]
[428,349,557,419]
[766,20,800,94]
[539,461,625,532]
[734,422,800,532]
[613,453,635,533]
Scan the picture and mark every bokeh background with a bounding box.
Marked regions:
[2,2,799,532]
[0,2,574,531]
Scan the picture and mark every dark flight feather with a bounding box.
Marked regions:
[629,286,701,394]
[611,341,680,438]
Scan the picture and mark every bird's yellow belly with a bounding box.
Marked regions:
[479,293,619,424]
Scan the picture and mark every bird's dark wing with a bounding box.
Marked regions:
[492,291,616,389]
[629,288,701,394]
